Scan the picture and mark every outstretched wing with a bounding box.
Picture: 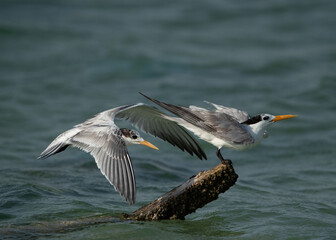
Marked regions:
[70,126,136,205]
[115,104,207,160]
[38,121,136,204]
[140,93,254,146]
[204,101,250,123]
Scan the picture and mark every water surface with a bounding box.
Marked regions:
[1,0,335,239]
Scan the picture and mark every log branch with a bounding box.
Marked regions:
[127,162,238,221]
[3,163,238,238]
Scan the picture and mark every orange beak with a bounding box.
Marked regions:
[271,115,296,122]
[139,140,159,150]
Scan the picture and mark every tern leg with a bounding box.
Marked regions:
[216,149,232,165]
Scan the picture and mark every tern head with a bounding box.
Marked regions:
[242,114,296,140]
[120,128,159,150]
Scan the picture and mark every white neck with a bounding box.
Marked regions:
[245,121,271,143]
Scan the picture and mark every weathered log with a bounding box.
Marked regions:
[126,162,238,221]
[2,163,238,238]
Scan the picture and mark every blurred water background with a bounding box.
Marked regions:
[1,0,335,239]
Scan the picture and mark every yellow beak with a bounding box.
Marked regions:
[139,140,159,150]
[271,114,296,122]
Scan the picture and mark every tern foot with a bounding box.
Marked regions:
[216,149,232,165]
[220,158,232,165]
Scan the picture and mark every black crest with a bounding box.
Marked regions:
[241,115,262,125]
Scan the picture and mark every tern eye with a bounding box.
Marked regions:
[132,135,138,139]
[263,116,270,120]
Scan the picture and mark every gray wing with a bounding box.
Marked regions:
[139,93,215,132]
[70,126,136,205]
[76,104,139,127]
[140,93,254,145]
[190,109,254,145]
[204,101,250,123]
[116,104,207,160]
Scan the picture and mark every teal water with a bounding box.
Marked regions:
[1,0,336,239]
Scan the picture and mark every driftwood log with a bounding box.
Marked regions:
[2,162,238,238]
[126,162,238,221]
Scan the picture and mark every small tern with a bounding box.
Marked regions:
[38,103,206,204]
[140,93,296,164]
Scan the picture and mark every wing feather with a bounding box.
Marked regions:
[140,93,255,146]
[116,104,207,160]
[204,101,249,123]
[70,126,136,204]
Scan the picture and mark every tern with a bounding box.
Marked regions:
[38,103,206,204]
[140,93,296,164]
